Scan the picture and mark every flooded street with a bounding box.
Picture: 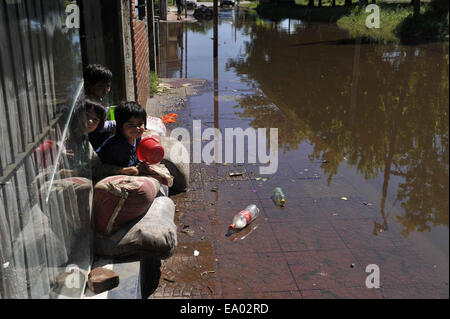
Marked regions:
[152,8,449,298]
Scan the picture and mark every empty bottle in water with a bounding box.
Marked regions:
[229,204,260,230]
[273,187,286,206]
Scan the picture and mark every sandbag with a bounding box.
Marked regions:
[94,196,177,259]
[146,116,167,137]
[142,130,188,192]
[93,175,160,235]
[159,135,190,193]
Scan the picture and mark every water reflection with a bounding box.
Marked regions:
[226,221,259,242]
[157,10,448,239]
[226,15,449,237]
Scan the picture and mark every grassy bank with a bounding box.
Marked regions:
[337,2,449,44]
[337,3,414,43]
[239,2,259,10]
[242,1,448,44]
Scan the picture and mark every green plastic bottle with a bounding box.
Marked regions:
[273,187,286,206]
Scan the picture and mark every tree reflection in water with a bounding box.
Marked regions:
[226,14,449,237]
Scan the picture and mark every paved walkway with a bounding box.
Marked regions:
[144,79,449,299]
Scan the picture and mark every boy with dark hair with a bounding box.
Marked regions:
[97,101,147,176]
[83,64,113,102]
[85,99,106,135]
[83,64,116,151]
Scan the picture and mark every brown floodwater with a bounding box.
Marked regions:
[156,8,449,296]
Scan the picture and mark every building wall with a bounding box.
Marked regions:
[131,0,151,107]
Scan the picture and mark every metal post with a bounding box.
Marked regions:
[213,0,218,59]
[185,22,187,78]
[213,0,219,159]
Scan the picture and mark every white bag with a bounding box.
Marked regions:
[146,116,167,137]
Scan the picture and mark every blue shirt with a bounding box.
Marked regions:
[89,120,116,152]
[97,133,141,167]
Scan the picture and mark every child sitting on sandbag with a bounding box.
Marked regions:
[97,101,146,176]
[97,102,173,187]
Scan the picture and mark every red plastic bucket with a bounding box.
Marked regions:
[136,137,165,164]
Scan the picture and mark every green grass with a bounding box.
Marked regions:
[239,1,259,10]
[337,2,449,44]
[150,71,160,96]
[337,4,414,43]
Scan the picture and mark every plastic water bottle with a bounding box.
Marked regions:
[229,204,260,230]
[273,187,286,206]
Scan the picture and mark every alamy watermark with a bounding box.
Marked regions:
[365,4,380,29]
[168,120,279,175]
[65,3,80,29]
[365,264,380,288]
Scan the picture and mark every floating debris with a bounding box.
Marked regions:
[181,228,195,237]
[362,202,373,206]
[350,263,355,268]
[200,270,215,276]
[273,187,286,207]
[229,172,244,177]
[340,197,348,201]
[194,250,200,257]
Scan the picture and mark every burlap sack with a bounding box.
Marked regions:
[142,129,189,192]
[93,175,160,235]
[159,136,190,193]
[94,196,177,259]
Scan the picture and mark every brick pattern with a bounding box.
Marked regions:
[131,0,150,107]
[144,81,449,299]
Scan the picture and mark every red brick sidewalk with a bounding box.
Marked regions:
[146,80,449,299]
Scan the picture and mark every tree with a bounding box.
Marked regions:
[430,0,449,20]
[412,0,420,19]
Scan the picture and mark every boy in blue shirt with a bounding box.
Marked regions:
[98,101,147,176]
